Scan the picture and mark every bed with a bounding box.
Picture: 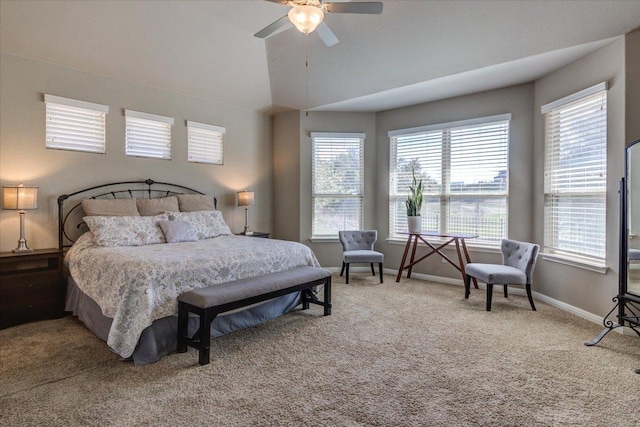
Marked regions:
[59,179,320,365]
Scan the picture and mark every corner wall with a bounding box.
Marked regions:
[273,111,301,242]
[626,29,640,143]
[533,37,626,316]
[299,111,377,266]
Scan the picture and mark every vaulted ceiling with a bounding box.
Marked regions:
[1,1,639,114]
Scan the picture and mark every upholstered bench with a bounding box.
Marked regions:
[177,266,332,365]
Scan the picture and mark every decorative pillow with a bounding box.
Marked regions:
[167,210,231,239]
[82,198,140,216]
[157,220,198,243]
[176,194,216,212]
[136,196,179,216]
[83,214,167,247]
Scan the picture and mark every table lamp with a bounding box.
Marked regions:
[237,190,255,235]
[3,183,39,253]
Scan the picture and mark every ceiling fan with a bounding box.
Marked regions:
[254,0,383,47]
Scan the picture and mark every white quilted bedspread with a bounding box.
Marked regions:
[66,233,320,358]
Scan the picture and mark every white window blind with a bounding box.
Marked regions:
[543,83,607,262]
[311,132,364,238]
[389,115,510,246]
[125,109,173,159]
[187,121,225,165]
[45,94,109,154]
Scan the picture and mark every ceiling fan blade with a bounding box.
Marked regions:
[265,0,289,4]
[324,2,383,14]
[254,15,293,39]
[316,22,339,47]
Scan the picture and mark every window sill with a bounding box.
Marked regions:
[541,253,608,274]
[309,237,340,243]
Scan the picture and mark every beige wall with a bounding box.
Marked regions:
[375,84,535,279]
[533,38,626,316]
[0,54,273,252]
[3,31,635,320]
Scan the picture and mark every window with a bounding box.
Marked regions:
[542,82,607,263]
[45,94,109,154]
[311,132,364,238]
[125,109,173,159]
[187,121,225,165]
[389,115,510,246]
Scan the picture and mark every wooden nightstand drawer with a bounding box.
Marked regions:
[0,249,65,329]
[1,294,64,328]
[1,271,62,298]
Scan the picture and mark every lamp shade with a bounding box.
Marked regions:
[237,190,255,207]
[288,5,324,34]
[3,185,38,210]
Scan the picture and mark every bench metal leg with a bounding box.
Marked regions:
[302,289,310,310]
[177,302,188,353]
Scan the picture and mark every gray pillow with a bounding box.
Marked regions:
[82,198,140,216]
[137,196,179,216]
[176,194,215,212]
[158,220,198,243]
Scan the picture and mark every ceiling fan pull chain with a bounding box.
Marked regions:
[305,34,309,116]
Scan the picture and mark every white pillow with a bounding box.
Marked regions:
[166,210,231,239]
[83,214,168,247]
[158,220,198,243]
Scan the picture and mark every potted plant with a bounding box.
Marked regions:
[405,168,423,234]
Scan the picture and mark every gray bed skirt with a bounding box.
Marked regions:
[64,277,301,365]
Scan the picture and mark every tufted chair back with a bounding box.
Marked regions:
[339,230,377,251]
[501,239,540,285]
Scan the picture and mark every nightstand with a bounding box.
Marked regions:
[236,232,271,238]
[0,249,65,329]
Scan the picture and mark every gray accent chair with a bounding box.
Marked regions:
[464,239,540,311]
[339,230,384,284]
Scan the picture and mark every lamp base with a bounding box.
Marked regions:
[13,211,33,253]
[13,240,32,253]
[12,248,33,254]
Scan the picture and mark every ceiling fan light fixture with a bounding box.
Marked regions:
[288,5,324,34]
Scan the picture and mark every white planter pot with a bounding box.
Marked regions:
[407,216,422,234]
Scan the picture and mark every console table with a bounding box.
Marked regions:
[395,232,478,288]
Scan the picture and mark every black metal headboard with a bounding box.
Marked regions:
[57,178,216,249]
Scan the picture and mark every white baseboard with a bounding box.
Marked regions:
[335,266,638,337]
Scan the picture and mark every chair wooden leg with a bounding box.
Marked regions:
[345,263,350,284]
[198,310,214,366]
[370,263,375,276]
[378,263,383,283]
[464,274,471,299]
[486,283,493,311]
[504,285,508,298]
[526,284,536,311]
[340,261,346,277]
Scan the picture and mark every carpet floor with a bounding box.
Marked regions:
[1,274,639,426]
